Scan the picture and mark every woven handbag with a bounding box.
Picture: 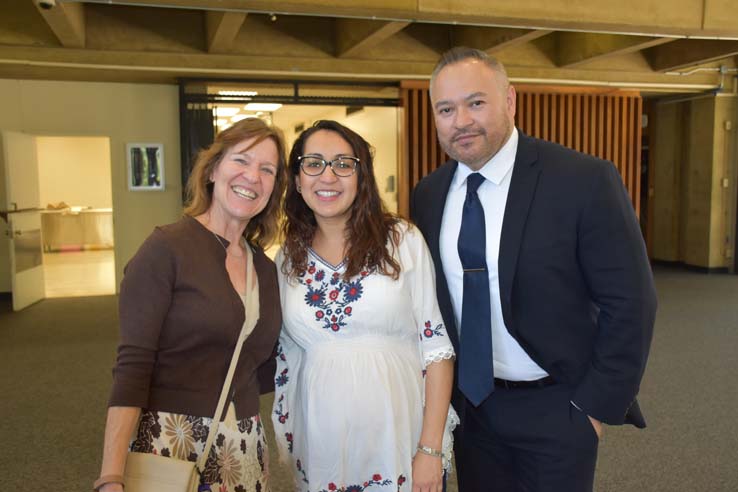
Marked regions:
[123,246,260,492]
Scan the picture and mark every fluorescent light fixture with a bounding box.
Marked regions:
[244,103,282,112]
[218,90,258,97]
[231,114,250,123]
[215,107,240,117]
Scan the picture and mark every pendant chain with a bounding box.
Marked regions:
[213,232,245,258]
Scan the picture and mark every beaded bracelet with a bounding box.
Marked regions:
[93,474,125,491]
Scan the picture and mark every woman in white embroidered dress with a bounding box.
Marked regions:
[273,120,457,492]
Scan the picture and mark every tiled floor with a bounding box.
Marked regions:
[43,249,116,298]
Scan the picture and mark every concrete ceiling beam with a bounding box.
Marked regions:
[79,0,738,38]
[335,19,410,58]
[33,0,86,48]
[555,33,676,68]
[206,11,247,53]
[452,26,553,54]
[646,39,738,72]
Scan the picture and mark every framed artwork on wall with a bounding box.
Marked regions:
[127,143,164,191]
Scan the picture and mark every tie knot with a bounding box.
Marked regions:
[466,173,485,194]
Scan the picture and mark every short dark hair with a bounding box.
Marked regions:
[431,46,509,90]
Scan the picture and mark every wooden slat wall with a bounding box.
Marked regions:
[399,82,642,218]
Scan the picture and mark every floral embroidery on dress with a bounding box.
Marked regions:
[420,320,444,339]
[297,261,371,332]
[320,473,393,492]
[396,475,406,491]
[275,368,289,387]
[296,459,309,484]
[274,395,289,424]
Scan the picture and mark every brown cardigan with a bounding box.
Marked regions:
[108,215,281,419]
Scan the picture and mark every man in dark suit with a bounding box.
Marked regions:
[411,47,657,491]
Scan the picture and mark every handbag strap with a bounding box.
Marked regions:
[196,242,260,472]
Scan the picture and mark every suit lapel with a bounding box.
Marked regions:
[425,161,458,261]
[498,133,541,333]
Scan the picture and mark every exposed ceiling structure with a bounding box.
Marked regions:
[1,0,738,93]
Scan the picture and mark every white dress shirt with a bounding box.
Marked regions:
[439,128,548,381]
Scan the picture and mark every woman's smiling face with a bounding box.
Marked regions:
[297,129,359,227]
[209,136,279,224]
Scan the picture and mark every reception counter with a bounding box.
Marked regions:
[41,208,114,252]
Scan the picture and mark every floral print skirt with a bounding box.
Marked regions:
[130,402,269,492]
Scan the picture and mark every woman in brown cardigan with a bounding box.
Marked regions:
[95,118,286,492]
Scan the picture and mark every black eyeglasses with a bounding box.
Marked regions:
[298,155,359,177]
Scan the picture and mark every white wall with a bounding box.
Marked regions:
[36,136,112,209]
[0,78,182,293]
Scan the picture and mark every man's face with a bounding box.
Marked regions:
[430,59,516,170]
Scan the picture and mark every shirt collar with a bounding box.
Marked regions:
[451,127,518,191]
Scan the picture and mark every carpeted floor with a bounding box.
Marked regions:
[0,265,736,491]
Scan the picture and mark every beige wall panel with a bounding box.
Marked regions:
[710,96,737,267]
[0,79,181,292]
[683,97,715,267]
[0,80,24,128]
[36,136,112,209]
[651,102,681,262]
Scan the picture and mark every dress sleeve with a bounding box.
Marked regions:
[108,227,175,408]
[401,223,460,471]
[402,224,456,368]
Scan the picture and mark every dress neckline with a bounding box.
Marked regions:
[308,247,346,271]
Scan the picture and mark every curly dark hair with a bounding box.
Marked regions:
[281,120,401,280]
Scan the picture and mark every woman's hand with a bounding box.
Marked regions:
[412,452,443,492]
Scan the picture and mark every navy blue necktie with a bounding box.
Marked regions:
[457,172,494,406]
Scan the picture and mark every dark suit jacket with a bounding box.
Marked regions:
[410,131,656,427]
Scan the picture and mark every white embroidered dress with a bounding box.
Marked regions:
[273,223,458,492]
